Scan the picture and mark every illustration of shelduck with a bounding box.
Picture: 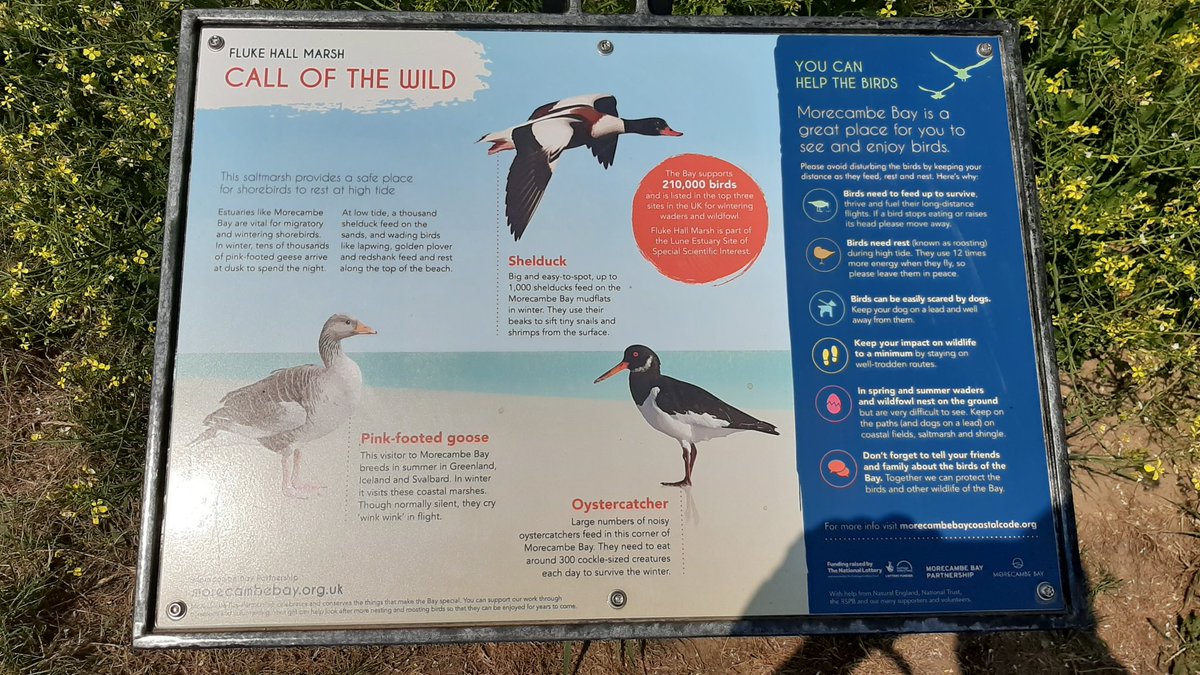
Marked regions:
[189,314,375,498]
[594,345,778,487]
[479,94,682,241]
[930,52,993,81]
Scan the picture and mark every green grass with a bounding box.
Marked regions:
[2,0,1199,672]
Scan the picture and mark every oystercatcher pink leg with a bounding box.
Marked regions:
[662,440,693,487]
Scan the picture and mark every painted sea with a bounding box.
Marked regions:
[174,350,795,411]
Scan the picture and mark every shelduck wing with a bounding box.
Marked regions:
[584,96,620,167]
[505,120,572,240]
[528,94,617,120]
[588,135,619,169]
[591,95,619,117]
[528,100,559,120]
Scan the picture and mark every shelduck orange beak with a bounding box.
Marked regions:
[594,361,629,384]
[354,322,377,335]
[661,127,683,137]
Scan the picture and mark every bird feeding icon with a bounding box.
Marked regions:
[802,188,838,223]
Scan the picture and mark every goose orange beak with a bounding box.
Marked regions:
[355,323,377,335]
[594,361,629,383]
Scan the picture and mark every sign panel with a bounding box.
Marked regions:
[135,11,1083,647]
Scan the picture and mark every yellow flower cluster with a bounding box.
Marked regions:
[1020,16,1039,41]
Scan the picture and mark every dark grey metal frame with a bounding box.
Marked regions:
[134,7,1086,649]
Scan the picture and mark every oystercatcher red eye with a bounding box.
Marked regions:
[632,351,639,357]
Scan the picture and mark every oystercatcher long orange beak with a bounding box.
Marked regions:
[593,361,629,383]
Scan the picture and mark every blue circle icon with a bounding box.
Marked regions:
[812,337,849,374]
[820,449,857,489]
[802,188,838,222]
[815,385,854,423]
[809,291,846,326]
[806,238,841,272]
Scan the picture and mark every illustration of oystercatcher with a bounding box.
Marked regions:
[478,94,682,240]
[593,345,778,487]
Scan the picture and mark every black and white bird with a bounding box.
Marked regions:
[189,314,376,498]
[479,94,682,240]
[594,345,778,487]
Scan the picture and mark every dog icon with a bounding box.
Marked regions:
[817,298,838,318]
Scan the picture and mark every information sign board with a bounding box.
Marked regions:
[134,10,1084,648]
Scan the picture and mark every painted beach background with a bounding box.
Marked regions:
[157,350,806,630]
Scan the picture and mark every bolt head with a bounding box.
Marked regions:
[609,589,627,609]
[597,39,614,56]
[165,600,187,620]
[207,35,225,51]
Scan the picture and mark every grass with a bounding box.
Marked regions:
[2,0,1199,672]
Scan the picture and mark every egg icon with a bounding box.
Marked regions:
[826,393,843,415]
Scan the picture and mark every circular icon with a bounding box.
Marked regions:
[1036,582,1057,602]
[820,450,857,489]
[806,238,841,272]
[977,42,994,58]
[207,35,225,51]
[809,291,846,326]
[1011,558,1025,570]
[812,337,849,374]
[802,188,838,223]
[815,385,853,423]
[609,589,627,609]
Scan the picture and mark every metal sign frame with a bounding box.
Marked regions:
[134,8,1086,649]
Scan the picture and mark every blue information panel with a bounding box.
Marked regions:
[137,13,1081,648]
[776,35,1065,615]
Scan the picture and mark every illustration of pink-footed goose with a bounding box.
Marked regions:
[189,314,376,498]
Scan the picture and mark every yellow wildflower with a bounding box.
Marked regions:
[1066,121,1099,135]
[82,47,102,60]
[878,1,897,17]
[1019,16,1039,41]
[1142,458,1164,481]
